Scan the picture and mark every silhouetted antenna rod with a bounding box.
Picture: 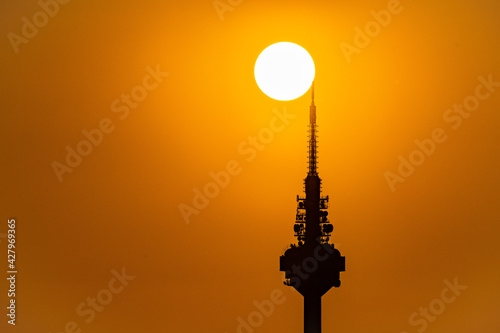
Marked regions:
[308,81,317,176]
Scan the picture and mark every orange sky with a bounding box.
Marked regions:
[1,0,499,332]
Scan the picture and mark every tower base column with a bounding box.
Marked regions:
[304,295,321,333]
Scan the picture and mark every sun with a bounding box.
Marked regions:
[254,42,315,101]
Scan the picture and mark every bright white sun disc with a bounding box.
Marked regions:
[254,42,315,101]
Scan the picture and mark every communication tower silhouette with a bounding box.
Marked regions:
[280,82,345,333]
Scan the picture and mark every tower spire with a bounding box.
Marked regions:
[311,81,315,105]
[308,81,317,176]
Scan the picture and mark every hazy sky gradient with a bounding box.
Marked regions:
[1,0,499,332]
